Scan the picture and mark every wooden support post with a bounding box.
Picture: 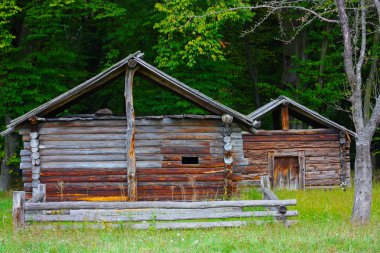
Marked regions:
[13,191,25,229]
[268,151,275,189]
[222,114,234,199]
[339,131,347,190]
[29,117,41,196]
[281,104,289,130]
[125,63,138,201]
[260,176,271,190]
[28,184,46,203]
[298,150,306,190]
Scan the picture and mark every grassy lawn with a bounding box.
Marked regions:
[0,184,379,253]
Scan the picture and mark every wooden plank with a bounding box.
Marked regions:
[25,199,297,210]
[125,67,138,202]
[305,171,338,180]
[136,174,225,182]
[25,210,298,222]
[25,181,226,191]
[243,141,339,150]
[249,128,338,136]
[298,150,306,190]
[268,151,274,188]
[243,134,339,142]
[281,105,289,130]
[22,168,225,177]
[160,145,210,154]
[35,118,221,128]
[23,175,128,183]
[12,191,25,229]
[32,207,241,216]
[161,161,224,168]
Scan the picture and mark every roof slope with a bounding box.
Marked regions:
[247,96,356,136]
[1,51,253,136]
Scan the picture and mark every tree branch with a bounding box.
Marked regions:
[373,0,380,20]
[336,0,357,87]
[192,5,339,24]
[336,0,365,131]
[363,95,380,139]
[356,0,367,73]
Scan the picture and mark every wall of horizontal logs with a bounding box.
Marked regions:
[19,116,245,201]
[241,129,351,188]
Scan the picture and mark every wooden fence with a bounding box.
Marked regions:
[13,183,297,230]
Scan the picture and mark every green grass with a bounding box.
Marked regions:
[0,185,380,253]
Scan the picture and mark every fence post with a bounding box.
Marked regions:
[260,176,271,190]
[12,191,25,229]
[38,183,46,202]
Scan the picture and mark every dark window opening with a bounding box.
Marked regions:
[182,157,199,164]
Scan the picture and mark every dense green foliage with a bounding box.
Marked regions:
[0,184,380,252]
[1,1,380,164]
[0,0,367,125]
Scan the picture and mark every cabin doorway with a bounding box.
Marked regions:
[273,156,300,190]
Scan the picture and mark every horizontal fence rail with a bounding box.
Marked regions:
[24,199,296,211]
[13,183,298,230]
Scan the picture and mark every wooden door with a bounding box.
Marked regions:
[273,156,299,190]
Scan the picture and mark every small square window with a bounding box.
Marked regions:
[182,157,199,164]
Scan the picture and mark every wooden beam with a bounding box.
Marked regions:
[125,65,138,201]
[281,105,289,130]
[25,200,297,210]
[12,191,25,229]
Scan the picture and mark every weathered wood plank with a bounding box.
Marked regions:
[25,199,297,210]
[248,128,338,135]
[243,134,339,142]
[281,105,289,130]
[12,191,25,229]
[243,141,339,150]
[25,210,298,222]
[34,118,221,128]
[125,67,138,202]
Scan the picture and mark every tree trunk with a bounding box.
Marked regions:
[243,27,260,108]
[351,139,372,223]
[281,28,307,88]
[363,32,379,124]
[318,23,331,87]
[0,115,18,191]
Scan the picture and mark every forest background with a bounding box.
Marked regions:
[0,0,379,178]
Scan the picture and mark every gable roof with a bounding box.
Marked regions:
[1,51,253,136]
[247,95,356,136]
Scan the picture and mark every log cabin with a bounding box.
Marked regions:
[1,51,355,201]
[1,51,256,201]
[240,96,355,190]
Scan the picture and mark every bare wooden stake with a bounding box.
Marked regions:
[125,65,138,201]
[12,191,25,229]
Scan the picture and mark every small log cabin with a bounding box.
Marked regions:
[240,96,355,190]
[1,51,256,201]
[1,51,355,201]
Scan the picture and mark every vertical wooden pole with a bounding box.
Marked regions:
[12,191,25,229]
[125,60,138,201]
[339,131,347,190]
[29,126,41,198]
[281,105,289,130]
[298,150,306,190]
[222,114,234,199]
[268,151,275,189]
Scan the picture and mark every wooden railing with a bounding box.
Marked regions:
[13,184,297,230]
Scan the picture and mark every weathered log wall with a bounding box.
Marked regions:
[19,116,237,201]
[241,129,351,188]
